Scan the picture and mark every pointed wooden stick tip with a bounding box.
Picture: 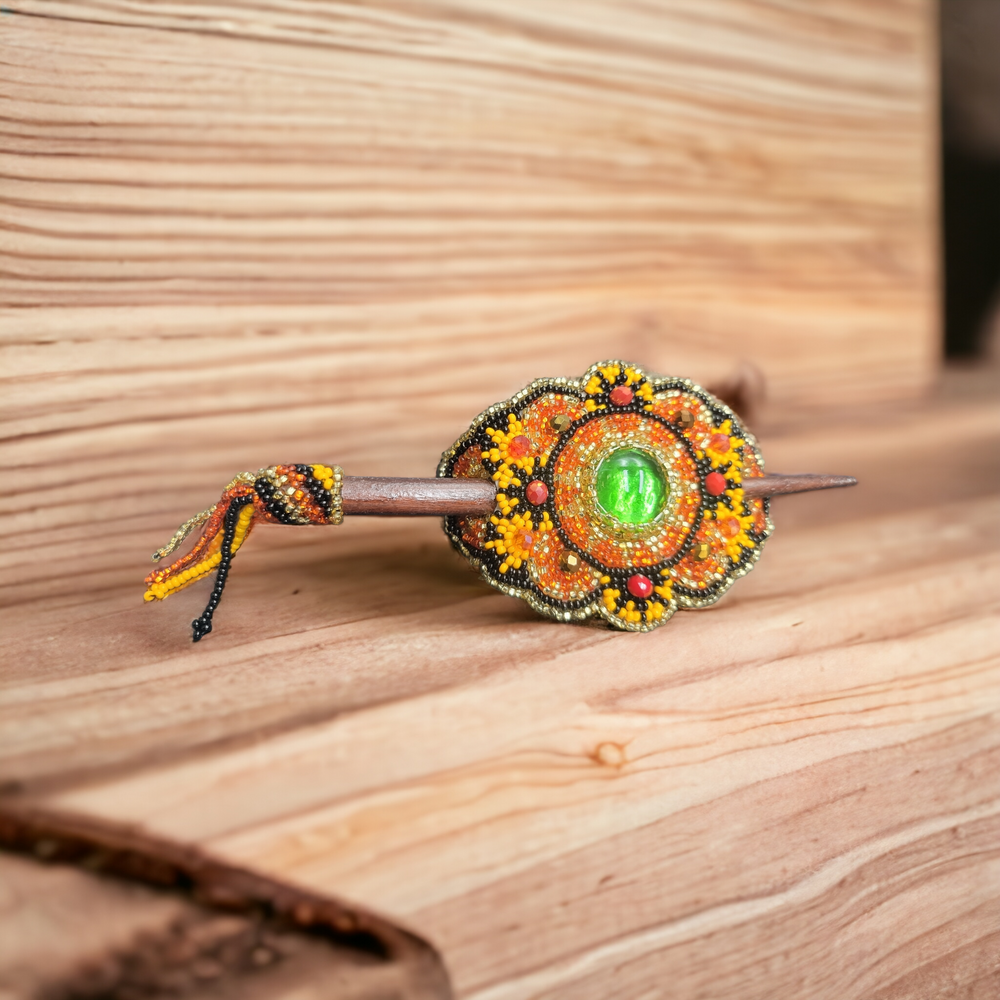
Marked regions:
[742,473,858,500]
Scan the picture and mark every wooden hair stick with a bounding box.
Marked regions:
[339,473,857,516]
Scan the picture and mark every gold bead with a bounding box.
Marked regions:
[677,409,695,430]
[549,413,572,433]
[692,541,710,561]
[558,550,581,573]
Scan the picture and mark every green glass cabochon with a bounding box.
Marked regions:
[594,448,668,525]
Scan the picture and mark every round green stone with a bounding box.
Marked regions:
[594,448,668,524]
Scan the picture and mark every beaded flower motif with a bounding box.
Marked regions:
[439,361,773,632]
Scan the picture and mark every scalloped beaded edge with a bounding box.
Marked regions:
[437,361,774,633]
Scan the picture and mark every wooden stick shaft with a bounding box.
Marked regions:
[343,477,497,515]
[341,474,856,516]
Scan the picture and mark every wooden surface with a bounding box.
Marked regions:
[3,1,990,997]
[1,0,938,414]
[2,366,999,998]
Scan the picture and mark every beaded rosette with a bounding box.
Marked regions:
[439,362,773,632]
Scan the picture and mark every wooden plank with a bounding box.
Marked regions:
[1,1,980,995]
[0,0,938,407]
[2,369,998,997]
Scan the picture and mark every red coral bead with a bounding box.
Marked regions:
[507,434,532,458]
[525,480,549,505]
[705,471,727,496]
[626,573,654,599]
[609,385,634,406]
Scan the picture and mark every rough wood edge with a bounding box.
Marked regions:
[0,799,453,998]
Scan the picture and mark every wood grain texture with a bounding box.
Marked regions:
[1,0,938,409]
[1,1,985,996]
[2,367,999,998]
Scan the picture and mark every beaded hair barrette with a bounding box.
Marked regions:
[145,361,855,641]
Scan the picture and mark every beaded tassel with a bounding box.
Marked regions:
[145,465,343,642]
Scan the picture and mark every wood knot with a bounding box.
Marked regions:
[593,742,627,768]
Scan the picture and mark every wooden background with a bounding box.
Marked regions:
[5,2,999,998]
